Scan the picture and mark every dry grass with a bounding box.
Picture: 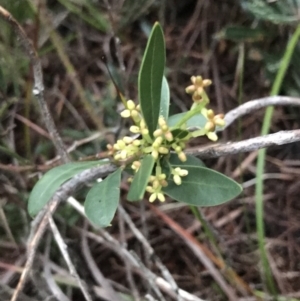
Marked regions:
[1,1,300,300]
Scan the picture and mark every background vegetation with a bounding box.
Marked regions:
[1,0,300,300]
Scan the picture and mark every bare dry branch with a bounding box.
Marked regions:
[48,216,92,301]
[222,96,300,130]
[81,228,123,301]
[0,5,69,162]
[187,130,300,159]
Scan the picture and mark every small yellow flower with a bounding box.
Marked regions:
[172,167,188,185]
[186,75,212,102]
[178,152,187,162]
[201,108,225,141]
[158,146,169,154]
[130,125,140,134]
[156,116,173,142]
[131,161,141,171]
[149,192,165,202]
[120,100,141,122]
[207,132,218,141]
[151,149,159,159]
[123,136,134,144]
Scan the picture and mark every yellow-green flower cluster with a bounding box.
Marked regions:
[146,169,168,202]
[185,75,212,102]
[107,99,191,203]
[120,100,141,123]
[201,108,225,141]
[145,165,188,202]
[185,75,225,142]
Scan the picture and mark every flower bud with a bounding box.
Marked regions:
[178,152,187,162]
[173,174,182,185]
[207,109,214,119]
[164,131,173,141]
[131,110,139,119]
[120,110,131,118]
[146,186,154,193]
[158,116,166,127]
[127,100,135,110]
[204,79,212,86]
[151,150,159,159]
[207,132,218,141]
[141,129,149,136]
[158,173,166,180]
[149,193,157,203]
[158,146,169,154]
[120,150,127,159]
[205,121,215,132]
[157,193,165,202]
[130,126,140,133]
[123,136,133,144]
[153,180,160,189]
[153,137,163,147]
[175,146,182,153]
[185,85,195,94]
[116,140,126,149]
[154,129,163,137]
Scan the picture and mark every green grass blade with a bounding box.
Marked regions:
[255,23,300,294]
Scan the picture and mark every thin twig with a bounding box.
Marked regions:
[117,206,140,301]
[81,225,123,301]
[187,130,300,159]
[0,5,69,162]
[118,205,182,300]
[48,216,93,301]
[222,96,300,130]
[43,233,70,301]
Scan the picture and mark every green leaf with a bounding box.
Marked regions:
[138,22,166,137]
[161,154,205,176]
[240,0,300,24]
[127,155,155,201]
[28,160,109,216]
[170,128,190,140]
[0,67,7,94]
[160,76,170,120]
[168,112,207,129]
[215,25,268,43]
[84,168,122,227]
[163,161,242,206]
[169,153,205,167]
[168,112,225,132]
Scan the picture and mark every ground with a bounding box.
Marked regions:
[1,1,300,301]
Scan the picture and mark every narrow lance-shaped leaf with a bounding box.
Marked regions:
[84,168,122,227]
[127,155,155,201]
[163,160,242,206]
[28,160,109,217]
[139,22,166,136]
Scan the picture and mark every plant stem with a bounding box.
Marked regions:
[255,23,300,294]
